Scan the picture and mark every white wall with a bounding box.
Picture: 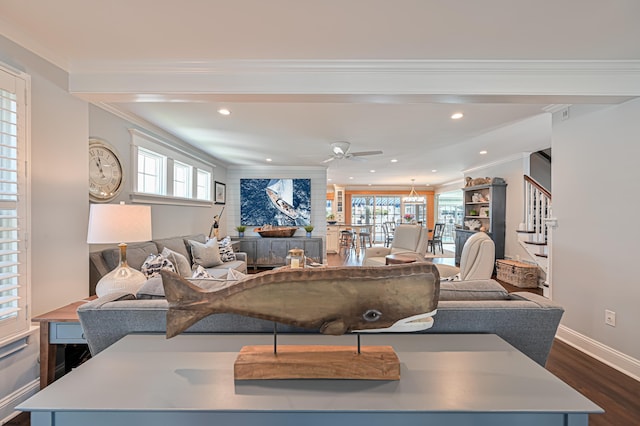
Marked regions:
[88,105,229,240]
[552,100,640,367]
[529,150,551,192]
[226,167,328,243]
[1,34,87,421]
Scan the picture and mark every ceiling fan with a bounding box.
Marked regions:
[322,141,383,163]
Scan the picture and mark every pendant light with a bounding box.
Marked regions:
[403,179,426,205]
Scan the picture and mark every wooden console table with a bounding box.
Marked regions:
[20,334,602,425]
[31,298,94,389]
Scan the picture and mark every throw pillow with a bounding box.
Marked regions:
[136,276,166,299]
[161,247,192,278]
[217,236,236,262]
[140,253,176,278]
[191,264,215,279]
[226,268,247,282]
[188,238,223,268]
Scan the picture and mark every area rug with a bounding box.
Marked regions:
[424,249,455,259]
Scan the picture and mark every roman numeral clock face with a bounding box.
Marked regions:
[89,139,123,202]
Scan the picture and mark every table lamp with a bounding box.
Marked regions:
[87,202,152,297]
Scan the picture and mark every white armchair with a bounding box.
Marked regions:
[362,224,429,266]
[436,231,495,280]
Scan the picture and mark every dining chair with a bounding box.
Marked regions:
[382,222,394,247]
[428,223,446,254]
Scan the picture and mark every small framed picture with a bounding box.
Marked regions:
[214,181,226,205]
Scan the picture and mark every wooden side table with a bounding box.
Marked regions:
[31,297,94,389]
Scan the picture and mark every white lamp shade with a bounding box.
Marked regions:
[87,203,152,244]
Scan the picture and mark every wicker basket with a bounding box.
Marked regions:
[496,259,538,288]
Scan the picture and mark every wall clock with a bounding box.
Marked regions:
[89,138,124,202]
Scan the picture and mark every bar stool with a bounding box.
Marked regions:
[339,229,355,257]
[358,226,372,250]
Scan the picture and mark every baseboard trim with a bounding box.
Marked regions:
[556,325,640,382]
[0,379,39,424]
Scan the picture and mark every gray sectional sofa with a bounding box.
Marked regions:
[77,273,564,366]
[89,233,247,296]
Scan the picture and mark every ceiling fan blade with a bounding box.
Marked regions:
[350,150,383,157]
[322,157,336,163]
[347,156,367,162]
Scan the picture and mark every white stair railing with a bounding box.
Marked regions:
[523,175,551,244]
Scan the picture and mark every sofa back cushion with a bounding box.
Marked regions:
[154,236,193,264]
[392,225,424,252]
[103,241,159,272]
[439,279,508,301]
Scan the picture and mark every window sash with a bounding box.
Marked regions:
[173,160,192,198]
[196,169,211,201]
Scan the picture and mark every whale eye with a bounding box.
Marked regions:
[363,309,382,322]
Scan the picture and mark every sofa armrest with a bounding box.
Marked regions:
[363,246,391,259]
[89,251,111,296]
[234,252,247,262]
[434,263,461,279]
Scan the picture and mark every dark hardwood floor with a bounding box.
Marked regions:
[8,251,638,425]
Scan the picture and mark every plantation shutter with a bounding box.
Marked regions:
[0,67,28,338]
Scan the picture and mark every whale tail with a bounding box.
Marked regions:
[160,270,216,338]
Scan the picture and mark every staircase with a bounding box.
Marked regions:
[516,175,553,297]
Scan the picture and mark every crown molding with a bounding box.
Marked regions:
[69,59,640,75]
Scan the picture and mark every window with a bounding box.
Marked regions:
[350,195,401,243]
[436,190,463,243]
[173,161,192,198]
[196,169,211,201]
[130,129,214,205]
[0,66,29,339]
[137,147,166,195]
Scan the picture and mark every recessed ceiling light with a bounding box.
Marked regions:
[349,176,354,180]
[431,169,437,173]
[451,112,464,119]
[218,108,231,116]
[479,150,488,155]
[327,178,332,182]
[370,170,376,173]
[266,158,273,162]
[390,159,398,163]
[368,183,372,186]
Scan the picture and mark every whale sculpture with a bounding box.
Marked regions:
[161,262,440,339]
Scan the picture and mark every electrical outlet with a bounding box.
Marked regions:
[561,107,570,121]
[605,310,616,327]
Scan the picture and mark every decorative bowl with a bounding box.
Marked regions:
[255,227,298,238]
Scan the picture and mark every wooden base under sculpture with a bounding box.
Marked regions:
[234,345,400,381]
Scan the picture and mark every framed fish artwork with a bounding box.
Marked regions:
[240,178,311,226]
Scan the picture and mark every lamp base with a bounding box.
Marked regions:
[95,264,147,297]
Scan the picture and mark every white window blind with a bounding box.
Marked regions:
[0,67,29,339]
